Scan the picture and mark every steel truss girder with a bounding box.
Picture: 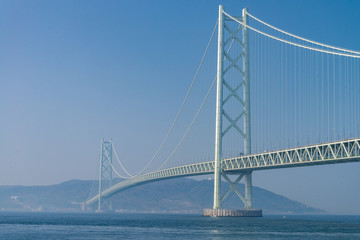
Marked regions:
[222,139,360,171]
[86,138,360,207]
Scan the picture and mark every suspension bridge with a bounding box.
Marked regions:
[85,5,360,216]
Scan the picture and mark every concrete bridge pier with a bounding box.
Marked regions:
[203,171,262,217]
[203,209,262,217]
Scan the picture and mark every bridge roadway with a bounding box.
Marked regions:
[86,138,360,206]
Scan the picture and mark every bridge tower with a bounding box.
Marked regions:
[97,138,113,212]
[205,5,261,217]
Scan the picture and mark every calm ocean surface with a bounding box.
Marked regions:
[0,212,359,240]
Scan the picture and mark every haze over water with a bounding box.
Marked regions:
[1,212,360,240]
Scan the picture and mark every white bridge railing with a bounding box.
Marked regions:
[86,138,360,206]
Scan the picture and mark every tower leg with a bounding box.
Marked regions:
[245,172,252,209]
[213,4,224,210]
[242,7,252,211]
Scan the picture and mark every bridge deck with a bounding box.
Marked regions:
[86,138,360,206]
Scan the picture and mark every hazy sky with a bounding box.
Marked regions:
[1,0,360,214]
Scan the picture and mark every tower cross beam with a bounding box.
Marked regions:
[221,173,245,204]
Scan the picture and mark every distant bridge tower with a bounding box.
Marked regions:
[97,138,113,212]
[205,5,261,217]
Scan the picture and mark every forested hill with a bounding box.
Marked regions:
[0,178,324,214]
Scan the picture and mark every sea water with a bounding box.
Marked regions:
[0,212,359,239]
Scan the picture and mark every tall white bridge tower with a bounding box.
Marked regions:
[204,5,261,217]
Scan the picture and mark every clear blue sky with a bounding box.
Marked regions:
[1,0,360,214]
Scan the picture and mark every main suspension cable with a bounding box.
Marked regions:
[102,145,130,179]
[223,11,360,58]
[157,26,239,169]
[111,139,134,177]
[246,12,360,55]
[158,75,217,169]
[131,20,219,176]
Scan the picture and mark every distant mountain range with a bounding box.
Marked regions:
[0,178,325,214]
